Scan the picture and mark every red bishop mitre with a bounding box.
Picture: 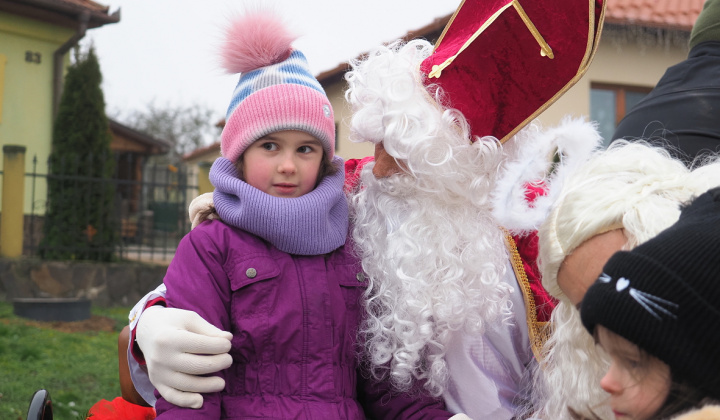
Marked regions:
[420,0,605,143]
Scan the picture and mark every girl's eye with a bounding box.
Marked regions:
[623,357,641,370]
[261,142,278,151]
[298,145,315,154]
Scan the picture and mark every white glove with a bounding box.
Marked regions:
[449,415,473,420]
[136,305,233,409]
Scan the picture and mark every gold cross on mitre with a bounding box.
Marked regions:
[429,0,554,79]
[417,0,604,143]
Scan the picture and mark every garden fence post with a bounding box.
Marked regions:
[1,145,26,257]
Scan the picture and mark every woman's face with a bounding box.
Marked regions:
[557,229,628,307]
[596,326,671,420]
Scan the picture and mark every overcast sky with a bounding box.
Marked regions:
[81,0,458,122]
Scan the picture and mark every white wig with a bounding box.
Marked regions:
[346,39,513,396]
[533,140,720,419]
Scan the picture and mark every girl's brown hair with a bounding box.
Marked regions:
[567,328,715,420]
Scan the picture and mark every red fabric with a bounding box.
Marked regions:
[514,182,556,322]
[343,156,374,194]
[87,397,156,420]
[420,0,602,142]
[512,231,556,323]
[523,181,546,205]
[130,297,166,365]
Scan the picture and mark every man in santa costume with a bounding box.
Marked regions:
[121,1,605,418]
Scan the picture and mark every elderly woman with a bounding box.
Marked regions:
[531,140,720,419]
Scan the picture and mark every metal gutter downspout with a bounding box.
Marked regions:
[52,10,89,118]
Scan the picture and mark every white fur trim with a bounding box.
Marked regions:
[491,117,602,235]
[672,406,720,420]
[188,192,218,229]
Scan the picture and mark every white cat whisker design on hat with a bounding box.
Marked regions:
[598,272,679,321]
[629,289,678,321]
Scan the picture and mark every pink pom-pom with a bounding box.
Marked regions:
[221,9,297,74]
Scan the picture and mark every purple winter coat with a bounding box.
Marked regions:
[154,220,451,420]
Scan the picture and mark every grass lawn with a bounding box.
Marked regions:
[0,301,131,419]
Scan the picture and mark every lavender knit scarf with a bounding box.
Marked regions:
[210,156,349,255]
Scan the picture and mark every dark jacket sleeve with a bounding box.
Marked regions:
[356,365,453,420]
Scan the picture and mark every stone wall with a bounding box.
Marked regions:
[0,258,168,307]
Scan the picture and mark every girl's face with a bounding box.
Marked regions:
[596,325,671,420]
[241,130,323,198]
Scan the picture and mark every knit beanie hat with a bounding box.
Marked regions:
[581,187,720,400]
[220,10,335,164]
[690,0,720,50]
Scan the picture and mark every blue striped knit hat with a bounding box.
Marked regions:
[220,10,335,163]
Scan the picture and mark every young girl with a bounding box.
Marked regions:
[152,10,456,420]
[578,187,720,420]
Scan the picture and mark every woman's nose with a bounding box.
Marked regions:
[599,364,623,395]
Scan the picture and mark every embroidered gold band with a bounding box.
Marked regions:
[504,230,552,362]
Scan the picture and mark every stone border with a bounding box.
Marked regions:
[0,258,168,307]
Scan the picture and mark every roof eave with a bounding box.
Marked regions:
[605,17,693,32]
[0,0,120,29]
[109,119,172,155]
[183,142,220,162]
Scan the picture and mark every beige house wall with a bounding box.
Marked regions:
[325,80,375,161]
[538,36,690,128]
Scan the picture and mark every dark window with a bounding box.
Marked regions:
[590,83,652,146]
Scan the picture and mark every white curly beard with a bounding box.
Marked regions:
[346,38,520,398]
[352,154,513,397]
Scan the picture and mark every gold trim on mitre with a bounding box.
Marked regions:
[504,230,552,362]
[428,0,606,144]
[498,0,606,143]
[428,0,554,79]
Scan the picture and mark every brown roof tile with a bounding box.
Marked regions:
[605,0,705,31]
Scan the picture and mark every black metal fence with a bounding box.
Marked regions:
[20,153,198,263]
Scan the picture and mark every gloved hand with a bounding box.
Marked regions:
[136,305,233,409]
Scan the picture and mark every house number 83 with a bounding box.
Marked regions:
[25,51,41,64]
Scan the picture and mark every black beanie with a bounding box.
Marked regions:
[581,187,720,400]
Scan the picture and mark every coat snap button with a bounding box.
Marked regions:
[356,272,365,282]
[246,268,257,278]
